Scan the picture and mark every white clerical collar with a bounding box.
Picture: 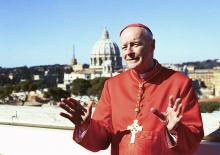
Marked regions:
[139,73,148,79]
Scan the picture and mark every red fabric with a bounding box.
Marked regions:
[73,62,204,155]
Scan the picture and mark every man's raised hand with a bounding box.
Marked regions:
[59,98,93,127]
[151,96,182,132]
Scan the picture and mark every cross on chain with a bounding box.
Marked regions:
[127,119,142,144]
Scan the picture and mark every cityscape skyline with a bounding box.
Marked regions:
[1,0,220,68]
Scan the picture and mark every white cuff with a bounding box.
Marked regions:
[74,127,88,143]
[166,128,177,148]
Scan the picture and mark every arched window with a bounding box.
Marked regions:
[94,58,97,65]
[99,58,103,66]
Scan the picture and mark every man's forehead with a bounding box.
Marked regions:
[120,26,145,36]
[120,27,146,42]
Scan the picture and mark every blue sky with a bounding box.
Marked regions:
[0,0,220,68]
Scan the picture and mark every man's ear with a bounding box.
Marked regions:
[151,39,155,50]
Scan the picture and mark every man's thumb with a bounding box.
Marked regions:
[87,100,94,115]
[150,107,166,121]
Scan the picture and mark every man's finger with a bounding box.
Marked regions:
[150,107,166,121]
[176,103,182,116]
[60,98,86,116]
[168,96,174,108]
[68,98,87,112]
[173,98,181,111]
[60,112,73,122]
[88,101,94,115]
[177,115,183,122]
[59,101,76,115]
[61,98,77,109]
[60,112,83,125]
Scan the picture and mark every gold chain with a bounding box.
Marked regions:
[134,81,147,118]
[130,62,161,118]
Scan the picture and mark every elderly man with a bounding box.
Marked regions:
[59,23,204,155]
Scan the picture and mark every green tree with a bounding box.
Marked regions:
[0,85,13,99]
[28,83,38,91]
[13,84,21,92]
[0,75,11,86]
[5,85,14,95]
[35,80,48,89]
[20,81,31,91]
[88,77,108,99]
[0,87,6,99]
[45,87,70,102]
[72,78,91,96]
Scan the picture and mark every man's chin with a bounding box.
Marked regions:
[127,63,139,69]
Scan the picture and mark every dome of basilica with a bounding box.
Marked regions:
[90,28,122,72]
[92,28,120,56]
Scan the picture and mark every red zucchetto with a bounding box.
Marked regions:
[119,23,153,36]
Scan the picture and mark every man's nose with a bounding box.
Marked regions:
[124,48,135,58]
[125,46,134,55]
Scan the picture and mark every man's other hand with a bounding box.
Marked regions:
[59,98,93,127]
[150,96,182,132]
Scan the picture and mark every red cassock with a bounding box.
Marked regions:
[73,62,204,155]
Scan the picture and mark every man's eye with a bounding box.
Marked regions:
[134,43,140,46]
[122,47,127,50]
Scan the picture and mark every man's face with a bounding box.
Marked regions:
[120,27,155,73]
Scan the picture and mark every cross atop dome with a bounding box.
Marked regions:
[101,27,110,39]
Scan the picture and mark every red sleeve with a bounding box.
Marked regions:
[162,79,204,154]
[73,80,112,152]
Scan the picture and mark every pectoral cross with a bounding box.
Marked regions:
[127,119,142,144]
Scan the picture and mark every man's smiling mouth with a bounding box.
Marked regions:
[127,57,139,61]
